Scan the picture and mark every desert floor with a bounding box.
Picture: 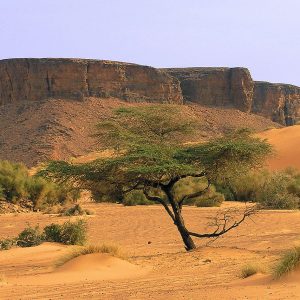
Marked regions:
[1,201,300,300]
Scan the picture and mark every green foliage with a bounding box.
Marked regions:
[62,204,93,216]
[43,223,62,243]
[215,168,300,209]
[40,108,272,214]
[44,220,87,246]
[94,105,198,149]
[58,220,87,245]
[273,247,300,278]
[0,160,80,210]
[123,190,155,206]
[258,172,300,209]
[17,225,44,247]
[0,220,87,251]
[0,160,29,202]
[195,193,224,207]
[0,238,17,250]
[178,129,273,183]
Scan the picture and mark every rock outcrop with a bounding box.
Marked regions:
[0,58,299,126]
[253,82,300,126]
[163,67,300,125]
[0,58,183,105]
[162,67,254,112]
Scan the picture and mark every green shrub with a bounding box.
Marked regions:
[273,247,300,278]
[258,172,300,209]
[16,225,44,247]
[216,169,300,209]
[0,160,81,210]
[0,161,29,202]
[91,184,123,203]
[195,193,224,207]
[123,190,155,206]
[62,204,92,216]
[44,220,87,246]
[0,238,16,250]
[44,223,62,243]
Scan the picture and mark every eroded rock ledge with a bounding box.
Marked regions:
[163,67,300,125]
[0,58,183,105]
[0,58,299,125]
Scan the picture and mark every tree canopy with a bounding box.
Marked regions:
[40,105,273,250]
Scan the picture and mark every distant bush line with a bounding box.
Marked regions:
[0,219,87,250]
[0,160,80,210]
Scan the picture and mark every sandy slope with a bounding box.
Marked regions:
[1,202,300,299]
[258,125,300,170]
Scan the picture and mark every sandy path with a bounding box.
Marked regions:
[1,203,300,299]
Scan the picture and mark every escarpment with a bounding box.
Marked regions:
[161,67,254,112]
[0,58,299,126]
[0,58,183,105]
[253,82,300,126]
[163,67,300,126]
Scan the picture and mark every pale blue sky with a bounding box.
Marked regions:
[0,0,299,85]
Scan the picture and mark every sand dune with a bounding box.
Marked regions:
[1,203,300,299]
[258,125,300,170]
[3,243,148,286]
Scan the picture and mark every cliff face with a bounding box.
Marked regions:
[162,67,254,112]
[0,58,183,105]
[253,82,300,126]
[163,67,300,125]
[0,58,299,126]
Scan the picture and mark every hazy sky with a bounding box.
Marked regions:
[1,0,299,85]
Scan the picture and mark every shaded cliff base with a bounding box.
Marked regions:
[0,97,280,167]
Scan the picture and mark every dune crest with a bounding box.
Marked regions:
[258,125,300,170]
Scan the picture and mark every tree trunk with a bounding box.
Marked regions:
[174,217,196,251]
[164,187,196,251]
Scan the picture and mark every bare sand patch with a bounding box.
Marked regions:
[258,125,300,170]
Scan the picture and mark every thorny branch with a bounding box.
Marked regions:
[188,205,257,239]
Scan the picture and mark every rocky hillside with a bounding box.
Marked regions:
[0,58,292,166]
[0,97,279,167]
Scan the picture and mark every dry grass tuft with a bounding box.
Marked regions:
[273,246,300,279]
[240,264,263,278]
[55,244,125,267]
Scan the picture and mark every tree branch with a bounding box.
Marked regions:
[166,172,206,189]
[178,180,211,209]
[143,188,175,222]
[187,206,256,239]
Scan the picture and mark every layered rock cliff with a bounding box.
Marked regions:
[163,67,300,126]
[0,58,299,126]
[0,58,183,105]
[162,67,254,112]
[253,82,300,126]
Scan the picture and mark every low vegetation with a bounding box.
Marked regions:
[0,160,80,210]
[217,168,300,209]
[61,204,93,216]
[40,106,272,251]
[273,246,300,279]
[0,219,87,250]
[241,264,261,278]
[55,244,123,267]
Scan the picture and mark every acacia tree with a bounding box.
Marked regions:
[40,105,272,251]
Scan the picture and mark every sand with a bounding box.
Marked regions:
[0,126,299,299]
[1,202,300,299]
[257,125,300,170]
